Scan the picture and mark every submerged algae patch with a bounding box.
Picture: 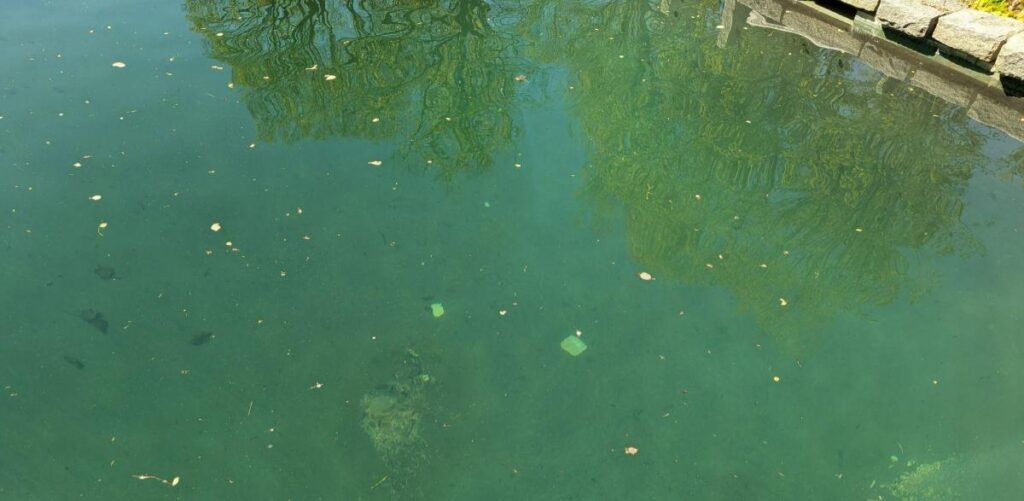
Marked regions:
[890,447,1024,500]
[360,349,434,480]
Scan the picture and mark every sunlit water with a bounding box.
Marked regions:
[3,0,1024,499]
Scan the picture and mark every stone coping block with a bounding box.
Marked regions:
[995,32,1024,81]
[919,0,966,12]
[932,10,1024,65]
[781,8,865,56]
[738,0,785,22]
[838,0,881,13]
[909,64,978,108]
[969,90,1024,141]
[859,38,919,79]
[877,0,944,39]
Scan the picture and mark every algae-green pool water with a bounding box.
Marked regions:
[3,0,1024,499]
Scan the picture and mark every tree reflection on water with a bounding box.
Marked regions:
[186,0,1019,345]
[185,0,526,180]
[524,0,1002,346]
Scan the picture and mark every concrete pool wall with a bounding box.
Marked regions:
[718,0,1024,141]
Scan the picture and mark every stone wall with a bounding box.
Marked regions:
[729,0,1024,141]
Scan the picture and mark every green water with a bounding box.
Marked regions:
[3,0,1024,499]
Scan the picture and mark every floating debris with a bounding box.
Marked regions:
[88,194,102,201]
[324,74,337,81]
[132,474,180,487]
[368,160,383,167]
[637,271,654,281]
[560,335,588,356]
[111,61,126,68]
[210,222,222,232]
[624,446,639,456]
[430,303,445,318]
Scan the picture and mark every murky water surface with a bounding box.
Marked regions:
[3,1,1024,499]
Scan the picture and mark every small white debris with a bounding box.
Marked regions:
[111,61,126,68]
[779,298,788,307]
[88,194,102,201]
[368,160,382,167]
[210,222,222,232]
[637,271,654,281]
[324,74,337,81]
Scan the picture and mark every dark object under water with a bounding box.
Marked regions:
[190,332,214,346]
[63,355,84,369]
[93,266,116,280]
[79,309,109,333]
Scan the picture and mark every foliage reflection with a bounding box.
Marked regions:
[525,0,997,343]
[185,0,525,180]
[187,0,1018,343]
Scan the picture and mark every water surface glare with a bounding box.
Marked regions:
[2,0,1024,499]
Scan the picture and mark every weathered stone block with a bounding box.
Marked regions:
[837,0,881,13]
[738,0,785,22]
[781,8,865,56]
[995,32,1024,81]
[909,64,978,108]
[932,10,1024,65]
[859,39,918,79]
[968,90,1024,142]
[919,0,966,11]
[877,0,943,38]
